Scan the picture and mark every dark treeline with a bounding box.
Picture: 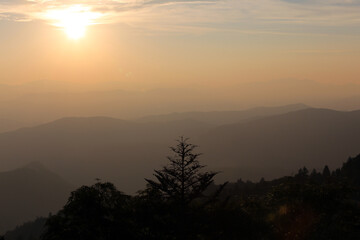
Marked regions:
[3,138,360,240]
[3,218,46,240]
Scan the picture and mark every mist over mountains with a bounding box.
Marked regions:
[0,105,359,196]
[138,103,308,125]
[0,79,360,133]
[0,118,28,134]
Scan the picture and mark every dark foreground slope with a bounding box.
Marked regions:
[4,218,46,240]
[4,154,360,240]
[0,163,72,234]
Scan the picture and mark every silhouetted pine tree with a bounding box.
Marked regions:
[145,136,219,206]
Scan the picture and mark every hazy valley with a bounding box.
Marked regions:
[2,1,360,238]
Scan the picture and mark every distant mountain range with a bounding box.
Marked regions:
[0,163,72,234]
[0,118,32,133]
[1,79,360,129]
[0,104,359,195]
[138,103,308,125]
[197,108,360,182]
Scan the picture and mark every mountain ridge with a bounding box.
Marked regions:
[198,108,360,182]
[0,107,359,194]
[137,103,309,125]
[0,163,72,234]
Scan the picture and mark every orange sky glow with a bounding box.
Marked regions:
[0,0,359,91]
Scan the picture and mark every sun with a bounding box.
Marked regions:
[45,5,101,40]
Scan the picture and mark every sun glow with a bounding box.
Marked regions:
[45,5,102,40]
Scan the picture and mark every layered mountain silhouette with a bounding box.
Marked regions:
[198,108,360,182]
[1,80,360,125]
[138,103,308,125]
[0,118,31,134]
[0,116,215,194]
[0,106,359,195]
[0,163,72,234]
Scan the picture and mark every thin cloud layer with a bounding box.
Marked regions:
[0,0,360,33]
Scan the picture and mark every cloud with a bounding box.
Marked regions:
[0,0,360,34]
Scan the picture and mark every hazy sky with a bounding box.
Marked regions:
[1,0,360,91]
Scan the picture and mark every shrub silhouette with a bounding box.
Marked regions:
[42,182,135,240]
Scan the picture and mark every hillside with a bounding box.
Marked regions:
[198,108,360,181]
[0,117,214,193]
[0,118,33,134]
[0,163,72,234]
[4,154,360,240]
[0,108,359,194]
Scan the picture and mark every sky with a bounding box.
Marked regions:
[0,0,360,92]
